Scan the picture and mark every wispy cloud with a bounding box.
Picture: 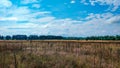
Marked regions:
[0,17,18,21]
[32,4,40,8]
[0,0,12,8]
[21,0,39,4]
[0,0,120,36]
[80,0,120,11]
[70,0,76,4]
[106,15,120,24]
[81,0,89,5]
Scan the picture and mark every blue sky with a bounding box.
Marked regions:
[0,0,120,37]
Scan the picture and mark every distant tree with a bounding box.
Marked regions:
[0,34,120,40]
[5,35,11,40]
[28,35,39,40]
[39,35,46,40]
[116,35,120,40]
[12,35,27,40]
[0,35,4,40]
[85,35,117,40]
[39,35,64,40]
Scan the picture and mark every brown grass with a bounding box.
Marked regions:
[0,40,120,68]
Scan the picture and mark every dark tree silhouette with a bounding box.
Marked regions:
[0,35,120,40]
[5,35,11,40]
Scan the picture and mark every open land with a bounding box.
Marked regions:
[0,40,120,68]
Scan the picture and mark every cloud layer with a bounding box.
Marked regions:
[81,0,120,11]
[0,0,12,8]
[0,0,120,36]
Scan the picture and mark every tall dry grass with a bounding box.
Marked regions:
[0,40,120,68]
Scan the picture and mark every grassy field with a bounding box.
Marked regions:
[0,40,120,68]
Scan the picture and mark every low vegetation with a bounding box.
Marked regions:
[0,40,120,68]
[0,35,120,40]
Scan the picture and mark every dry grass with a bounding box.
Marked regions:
[0,40,120,68]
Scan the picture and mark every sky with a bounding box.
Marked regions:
[0,0,120,37]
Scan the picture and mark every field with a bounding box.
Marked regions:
[0,40,120,68]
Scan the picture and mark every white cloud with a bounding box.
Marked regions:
[70,0,76,4]
[0,5,57,35]
[21,0,39,4]
[3,6,32,21]
[32,4,40,8]
[8,23,39,29]
[1,12,120,36]
[85,13,113,20]
[0,0,12,8]
[0,1,119,36]
[81,0,89,5]
[85,13,120,24]
[81,0,120,11]
[0,17,18,21]
[106,15,120,24]
[30,17,55,23]
[89,0,120,11]
[3,6,51,22]
[9,7,31,16]
[1,16,120,36]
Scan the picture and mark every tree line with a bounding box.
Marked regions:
[0,35,63,40]
[0,35,120,40]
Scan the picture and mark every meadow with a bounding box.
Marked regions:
[0,40,120,68]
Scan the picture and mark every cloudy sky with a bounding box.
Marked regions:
[0,0,120,37]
